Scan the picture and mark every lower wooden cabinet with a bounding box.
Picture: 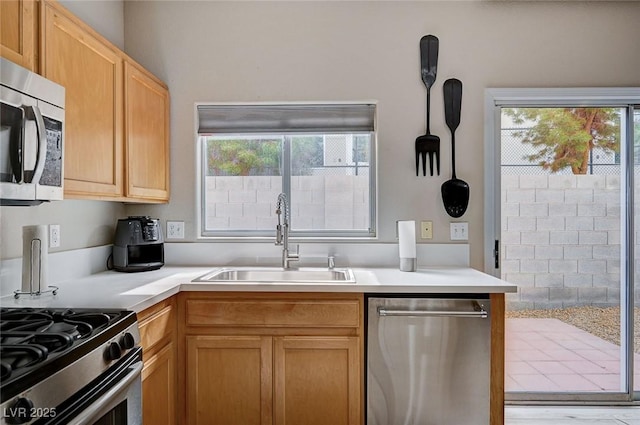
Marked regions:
[180,293,363,425]
[186,336,272,425]
[274,336,359,425]
[142,342,176,425]
[138,297,177,425]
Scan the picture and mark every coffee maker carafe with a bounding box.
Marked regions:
[113,216,164,272]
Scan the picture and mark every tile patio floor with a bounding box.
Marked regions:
[506,318,640,392]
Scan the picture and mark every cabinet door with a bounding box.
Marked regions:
[274,336,360,425]
[142,342,176,425]
[41,1,123,198]
[0,0,36,71]
[186,335,273,425]
[124,61,170,201]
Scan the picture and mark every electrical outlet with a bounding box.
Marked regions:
[167,221,185,239]
[49,224,60,248]
[450,222,468,241]
[420,220,433,239]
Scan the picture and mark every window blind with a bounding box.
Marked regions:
[197,103,376,134]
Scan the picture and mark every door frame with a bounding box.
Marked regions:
[483,87,640,403]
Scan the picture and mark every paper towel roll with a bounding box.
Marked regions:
[398,220,416,271]
[22,225,48,293]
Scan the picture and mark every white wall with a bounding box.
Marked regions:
[123,0,640,270]
[59,0,125,50]
[0,1,126,260]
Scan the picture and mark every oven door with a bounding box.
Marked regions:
[36,348,143,425]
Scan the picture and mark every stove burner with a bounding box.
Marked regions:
[0,308,123,383]
[0,361,11,381]
[1,309,112,339]
[0,345,48,370]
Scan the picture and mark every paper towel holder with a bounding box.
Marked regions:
[14,237,59,299]
[14,285,59,299]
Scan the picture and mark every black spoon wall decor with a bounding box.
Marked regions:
[441,78,469,218]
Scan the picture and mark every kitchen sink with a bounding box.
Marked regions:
[192,267,356,283]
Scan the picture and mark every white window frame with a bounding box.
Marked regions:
[195,102,378,240]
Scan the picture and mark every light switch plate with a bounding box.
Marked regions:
[450,222,468,241]
[167,221,185,239]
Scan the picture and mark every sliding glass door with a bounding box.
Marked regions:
[484,89,640,402]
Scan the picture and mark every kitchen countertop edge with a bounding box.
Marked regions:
[0,266,517,313]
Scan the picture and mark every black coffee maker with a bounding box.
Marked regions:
[113,216,164,272]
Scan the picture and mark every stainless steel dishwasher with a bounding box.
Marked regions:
[367,295,491,425]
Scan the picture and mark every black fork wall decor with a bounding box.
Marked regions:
[415,34,440,177]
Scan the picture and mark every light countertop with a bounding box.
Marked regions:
[0,266,517,313]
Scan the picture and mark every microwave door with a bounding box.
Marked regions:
[0,86,37,202]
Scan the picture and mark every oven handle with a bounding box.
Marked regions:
[69,361,142,425]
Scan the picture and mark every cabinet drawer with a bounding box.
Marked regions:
[139,303,175,352]
[186,298,360,328]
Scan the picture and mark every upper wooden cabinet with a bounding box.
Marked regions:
[38,0,169,203]
[124,60,170,201]
[0,0,37,71]
[41,0,124,198]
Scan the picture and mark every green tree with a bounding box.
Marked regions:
[505,108,619,174]
[207,138,281,176]
[291,136,323,175]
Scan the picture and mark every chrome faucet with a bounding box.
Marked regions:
[275,193,299,269]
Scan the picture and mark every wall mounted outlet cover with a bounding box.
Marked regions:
[167,221,185,239]
[49,224,61,248]
[420,221,433,239]
[450,222,468,241]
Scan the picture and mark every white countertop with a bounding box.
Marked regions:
[0,266,516,313]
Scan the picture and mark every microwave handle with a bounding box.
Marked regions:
[10,106,26,183]
[24,105,47,184]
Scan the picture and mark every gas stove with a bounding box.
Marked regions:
[0,307,142,425]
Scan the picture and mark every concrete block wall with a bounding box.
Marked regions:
[502,174,626,310]
[205,175,370,231]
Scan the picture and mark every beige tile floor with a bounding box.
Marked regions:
[506,406,640,424]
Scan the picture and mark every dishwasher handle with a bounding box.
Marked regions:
[377,306,488,319]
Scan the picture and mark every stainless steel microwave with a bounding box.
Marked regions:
[1,57,65,206]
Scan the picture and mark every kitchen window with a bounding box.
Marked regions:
[196,103,377,238]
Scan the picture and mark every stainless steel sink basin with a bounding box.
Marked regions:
[192,267,355,283]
